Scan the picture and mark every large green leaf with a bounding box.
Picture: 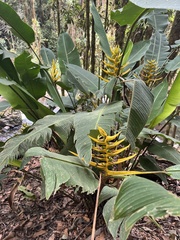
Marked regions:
[140,128,180,144]
[15,51,46,99]
[126,80,154,149]
[146,9,169,32]
[103,196,122,239]
[25,147,98,199]
[40,47,55,67]
[67,64,99,95]
[130,0,180,11]
[128,40,150,64]
[0,1,35,45]
[0,78,53,121]
[32,113,74,144]
[145,31,169,67]
[111,1,146,26]
[150,71,180,127]
[148,141,180,165]
[165,55,180,72]
[0,127,52,172]
[148,80,168,124]
[74,102,123,164]
[0,53,20,84]
[57,33,81,75]
[113,176,180,240]
[166,165,180,180]
[90,1,111,56]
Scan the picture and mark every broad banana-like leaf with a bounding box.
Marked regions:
[130,0,180,11]
[140,128,180,144]
[145,31,169,67]
[165,55,180,72]
[40,47,55,67]
[146,9,168,32]
[15,51,46,99]
[74,102,123,164]
[0,53,21,84]
[148,141,180,165]
[103,196,122,240]
[148,80,168,124]
[0,113,74,172]
[67,64,99,95]
[128,40,150,65]
[166,165,180,180]
[139,155,167,183]
[0,1,35,45]
[25,147,98,199]
[113,176,180,240]
[126,80,154,149]
[111,1,146,26]
[150,71,180,127]
[90,1,111,56]
[57,33,81,75]
[0,127,52,172]
[0,78,53,121]
[31,113,74,144]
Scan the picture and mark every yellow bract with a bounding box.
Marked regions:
[99,46,130,82]
[140,59,162,87]
[89,127,136,176]
[50,59,60,82]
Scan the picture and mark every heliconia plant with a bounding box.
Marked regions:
[0,0,180,239]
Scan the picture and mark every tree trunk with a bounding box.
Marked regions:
[114,0,128,49]
[85,0,90,70]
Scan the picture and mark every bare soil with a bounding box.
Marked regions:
[0,157,180,240]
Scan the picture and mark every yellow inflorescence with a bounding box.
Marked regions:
[140,60,162,87]
[99,46,130,82]
[50,59,60,82]
[89,127,136,176]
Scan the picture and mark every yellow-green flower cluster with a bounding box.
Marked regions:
[50,59,60,82]
[99,46,130,82]
[140,59,162,87]
[89,127,136,176]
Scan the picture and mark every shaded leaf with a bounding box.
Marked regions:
[145,31,169,67]
[25,147,98,199]
[90,1,111,56]
[148,141,180,165]
[57,33,81,75]
[0,78,53,121]
[148,80,168,124]
[67,64,99,95]
[126,80,154,149]
[15,51,46,99]
[146,9,169,32]
[0,1,35,44]
[165,55,180,72]
[40,47,55,67]
[139,155,167,183]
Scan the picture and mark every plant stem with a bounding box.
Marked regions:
[91,173,102,240]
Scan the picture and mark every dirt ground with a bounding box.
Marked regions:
[0,157,180,240]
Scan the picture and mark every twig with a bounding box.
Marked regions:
[91,173,102,240]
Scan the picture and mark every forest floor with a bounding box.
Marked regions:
[0,156,180,240]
